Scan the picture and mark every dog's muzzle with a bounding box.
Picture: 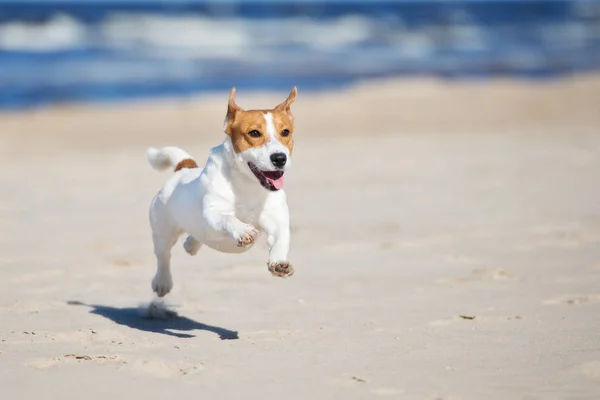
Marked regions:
[248,162,285,191]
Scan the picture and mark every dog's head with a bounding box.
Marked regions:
[224,87,297,191]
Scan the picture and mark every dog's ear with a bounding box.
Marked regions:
[275,86,297,112]
[224,87,243,135]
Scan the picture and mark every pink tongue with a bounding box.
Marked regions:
[266,175,285,190]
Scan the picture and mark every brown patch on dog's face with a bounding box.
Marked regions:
[227,110,268,153]
[224,87,297,154]
[270,110,295,155]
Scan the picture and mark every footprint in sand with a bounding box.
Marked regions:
[28,354,123,369]
[27,354,204,378]
[128,358,204,378]
[543,294,600,306]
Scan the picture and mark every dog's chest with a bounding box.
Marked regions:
[233,200,265,224]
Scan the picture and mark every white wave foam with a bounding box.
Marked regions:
[0,11,593,73]
[0,14,87,51]
[0,12,434,58]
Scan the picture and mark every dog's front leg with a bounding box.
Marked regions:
[260,206,294,278]
[203,201,259,247]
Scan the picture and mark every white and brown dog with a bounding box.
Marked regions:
[146,87,297,297]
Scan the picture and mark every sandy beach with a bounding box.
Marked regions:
[1,74,600,399]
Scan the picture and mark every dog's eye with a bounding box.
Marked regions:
[248,130,262,138]
[281,129,290,137]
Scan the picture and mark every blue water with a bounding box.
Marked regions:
[0,0,599,109]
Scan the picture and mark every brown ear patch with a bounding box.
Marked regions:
[174,158,199,172]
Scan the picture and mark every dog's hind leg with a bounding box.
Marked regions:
[149,198,181,297]
[151,230,179,297]
[183,235,202,256]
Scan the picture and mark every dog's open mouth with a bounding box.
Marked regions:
[248,162,285,191]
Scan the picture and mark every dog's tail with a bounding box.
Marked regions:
[146,146,198,173]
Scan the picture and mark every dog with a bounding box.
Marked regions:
[145,87,297,297]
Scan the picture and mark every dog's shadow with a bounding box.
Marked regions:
[67,300,239,340]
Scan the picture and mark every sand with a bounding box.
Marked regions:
[1,74,600,399]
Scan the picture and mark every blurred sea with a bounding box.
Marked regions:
[0,0,599,109]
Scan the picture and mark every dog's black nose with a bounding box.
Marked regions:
[270,152,287,168]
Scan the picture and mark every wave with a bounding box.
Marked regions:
[0,1,598,108]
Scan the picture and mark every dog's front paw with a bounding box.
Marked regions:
[152,272,173,297]
[267,262,294,278]
[234,224,260,247]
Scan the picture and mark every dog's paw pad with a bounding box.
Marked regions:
[268,262,294,278]
[237,227,259,247]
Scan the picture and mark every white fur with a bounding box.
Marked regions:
[264,112,277,140]
[146,136,291,297]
